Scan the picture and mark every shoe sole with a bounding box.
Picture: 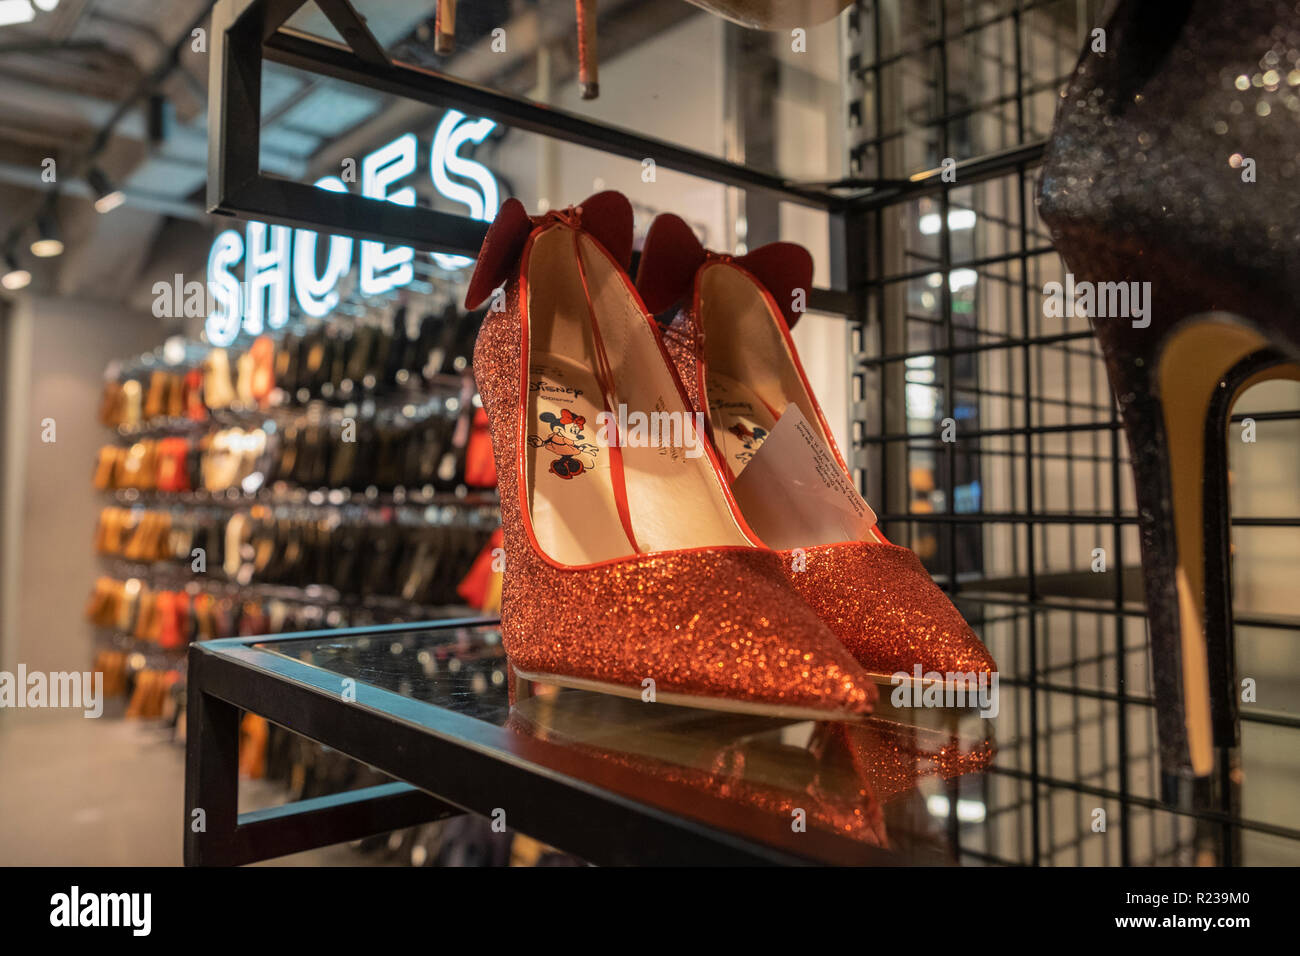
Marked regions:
[512,667,869,722]
[863,670,995,692]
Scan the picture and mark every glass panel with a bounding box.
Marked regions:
[254,623,999,860]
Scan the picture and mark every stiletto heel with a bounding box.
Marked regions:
[467,191,874,719]
[1038,0,1300,788]
[1122,315,1272,785]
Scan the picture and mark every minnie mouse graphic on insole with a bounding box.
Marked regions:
[529,408,598,480]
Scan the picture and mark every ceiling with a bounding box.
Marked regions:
[0,0,667,311]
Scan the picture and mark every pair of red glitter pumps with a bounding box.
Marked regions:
[467,191,995,720]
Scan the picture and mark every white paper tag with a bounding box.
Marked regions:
[730,404,877,549]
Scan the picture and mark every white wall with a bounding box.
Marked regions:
[0,295,163,726]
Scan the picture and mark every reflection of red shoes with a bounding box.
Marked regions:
[466,191,874,720]
[505,697,886,850]
[812,719,996,807]
[637,214,997,685]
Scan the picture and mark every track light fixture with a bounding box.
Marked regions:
[30,210,63,257]
[2,248,31,291]
[88,167,126,214]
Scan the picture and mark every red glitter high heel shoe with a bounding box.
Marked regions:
[636,214,996,690]
[465,191,874,720]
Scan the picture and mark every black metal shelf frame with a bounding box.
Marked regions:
[202,0,1299,867]
[207,0,866,315]
[184,621,890,866]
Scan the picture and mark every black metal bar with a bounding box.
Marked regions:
[256,0,305,42]
[873,510,1300,531]
[222,176,489,255]
[218,176,855,310]
[850,141,1048,211]
[858,329,1096,367]
[849,77,1066,154]
[260,27,846,211]
[868,0,887,515]
[809,287,856,315]
[872,244,1059,287]
[985,764,1300,843]
[861,420,1120,444]
[848,0,1067,79]
[313,0,389,66]
[207,0,265,210]
[183,647,240,867]
[185,634,890,866]
[876,510,1130,524]
[1013,144,1042,868]
[955,590,1300,639]
[231,783,460,864]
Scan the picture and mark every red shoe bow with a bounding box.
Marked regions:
[465,190,634,310]
[636,213,814,328]
[558,409,585,428]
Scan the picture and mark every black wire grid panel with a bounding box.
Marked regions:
[843,0,1300,866]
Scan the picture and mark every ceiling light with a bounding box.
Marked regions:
[926,794,987,824]
[919,209,978,235]
[88,167,126,214]
[0,1,35,28]
[162,336,187,365]
[948,268,978,291]
[30,212,63,258]
[33,0,60,10]
[2,251,31,291]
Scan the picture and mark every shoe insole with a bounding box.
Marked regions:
[522,227,755,565]
[527,352,634,564]
[706,371,779,477]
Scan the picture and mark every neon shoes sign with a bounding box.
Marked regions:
[205,110,499,346]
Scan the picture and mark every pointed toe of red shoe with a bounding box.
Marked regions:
[502,544,878,720]
[781,542,996,681]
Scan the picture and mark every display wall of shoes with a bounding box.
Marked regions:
[86,571,479,652]
[93,502,498,606]
[88,650,183,726]
[94,405,497,497]
[90,300,505,722]
[97,310,495,498]
[100,305,483,428]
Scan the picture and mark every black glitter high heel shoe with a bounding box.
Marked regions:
[1037,0,1300,796]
